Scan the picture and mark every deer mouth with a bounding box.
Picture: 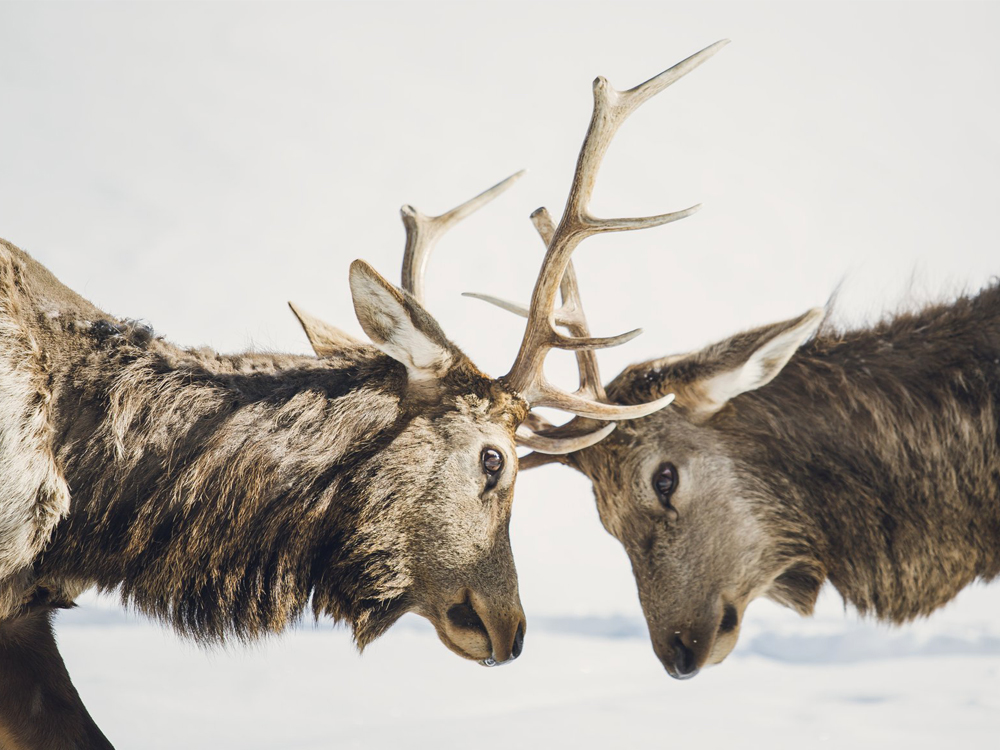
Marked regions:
[435,631,487,661]
[439,594,492,662]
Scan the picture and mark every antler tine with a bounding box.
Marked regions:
[461,289,575,329]
[400,170,525,303]
[464,292,641,352]
[563,39,728,228]
[462,211,641,351]
[527,208,675,418]
[529,207,605,401]
[515,411,617,454]
[462,293,533,320]
[502,41,727,414]
[462,202,650,335]
[515,421,616,454]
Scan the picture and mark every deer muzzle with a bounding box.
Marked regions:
[442,589,526,667]
[654,627,712,679]
[650,598,742,679]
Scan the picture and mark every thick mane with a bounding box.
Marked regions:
[809,280,1000,368]
[0,241,75,618]
[0,237,424,645]
[725,281,1000,621]
[40,338,413,644]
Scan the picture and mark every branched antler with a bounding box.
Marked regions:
[400,171,524,303]
[510,209,617,453]
[473,208,629,454]
[469,40,729,449]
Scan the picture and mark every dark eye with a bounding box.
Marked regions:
[653,463,678,507]
[482,448,503,476]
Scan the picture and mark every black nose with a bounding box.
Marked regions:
[670,635,700,679]
[511,624,524,660]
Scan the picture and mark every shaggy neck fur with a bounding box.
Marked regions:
[37,337,418,645]
[724,285,1000,622]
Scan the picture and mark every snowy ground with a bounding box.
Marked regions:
[61,585,1000,750]
[3,1,1000,747]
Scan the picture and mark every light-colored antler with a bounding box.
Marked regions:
[400,171,524,303]
[483,41,729,429]
[513,208,616,453]
[471,209,620,454]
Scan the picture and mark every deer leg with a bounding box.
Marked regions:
[0,609,114,750]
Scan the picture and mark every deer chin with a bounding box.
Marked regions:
[432,623,493,663]
[419,608,492,663]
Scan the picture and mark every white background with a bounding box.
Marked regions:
[1,2,998,748]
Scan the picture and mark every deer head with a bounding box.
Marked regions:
[290,186,530,664]
[344,257,528,665]
[567,309,825,677]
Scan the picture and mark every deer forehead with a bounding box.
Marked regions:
[450,390,526,431]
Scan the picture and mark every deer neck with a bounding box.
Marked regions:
[731,287,1000,622]
[35,321,413,642]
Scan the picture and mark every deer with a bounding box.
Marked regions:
[471,40,1000,681]
[0,88,688,745]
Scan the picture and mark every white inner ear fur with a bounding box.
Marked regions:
[700,308,824,414]
[349,262,454,383]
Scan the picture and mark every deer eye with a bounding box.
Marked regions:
[482,448,503,475]
[653,463,678,506]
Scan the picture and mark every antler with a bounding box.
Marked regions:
[511,209,617,453]
[480,41,729,430]
[473,209,621,455]
[291,174,521,359]
[400,171,524,303]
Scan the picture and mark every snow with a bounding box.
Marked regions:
[1,1,999,747]
[60,589,1000,749]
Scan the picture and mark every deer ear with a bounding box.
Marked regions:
[607,309,825,417]
[349,260,456,382]
[688,308,824,417]
[288,302,363,357]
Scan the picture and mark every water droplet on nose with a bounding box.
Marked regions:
[480,657,498,667]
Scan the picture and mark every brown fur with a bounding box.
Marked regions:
[0,611,113,750]
[0,238,528,746]
[568,283,1000,676]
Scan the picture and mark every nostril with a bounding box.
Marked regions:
[446,597,488,639]
[511,624,525,660]
[671,635,699,678]
[719,604,739,635]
